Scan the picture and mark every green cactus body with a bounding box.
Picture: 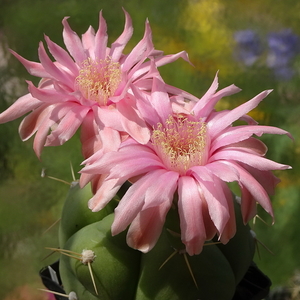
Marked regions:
[58,182,117,247]
[58,185,255,300]
[60,214,142,299]
[135,229,236,300]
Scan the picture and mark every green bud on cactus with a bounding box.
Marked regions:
[60,214,141,299]
[59,256,100,300]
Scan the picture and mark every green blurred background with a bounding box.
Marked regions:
[0,0,299,299]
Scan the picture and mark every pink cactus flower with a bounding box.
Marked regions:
[0,9,189,158]
[81,74,292,256]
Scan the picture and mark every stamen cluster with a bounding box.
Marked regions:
[76,57,122,105]
[152,115,208,174]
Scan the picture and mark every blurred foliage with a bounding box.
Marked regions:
[0,0,299,298]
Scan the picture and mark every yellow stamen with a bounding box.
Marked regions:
[76,57,122,105]
[152,115,208,174]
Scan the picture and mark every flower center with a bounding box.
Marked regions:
[151,115,209,175]
[76,57,122,105]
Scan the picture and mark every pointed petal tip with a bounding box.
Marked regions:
[144,18,152,35]
[98,9,104,20]
[9,48,18,56]
[232,84,242,92]
[122,8,133,28]
[62,16,70,24]
[121,7,130,16]
[61,17,71,29]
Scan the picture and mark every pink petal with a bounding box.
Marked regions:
[81,144,163,180]
[108,77,132,103]
[132,59,160,84]
[88,177,125,211]
[209,90,273,139]
[44,35,79,76]
[0,93,41,124]
[62,17,87,63]
[33,120,54,158]
[143,170,179,209]
[81,125,121,172]
[38,42,74,87]
[190,161,239,183]
[10,50,49,78]
[187,165,214,182]
[192,72,219,115]
[187,165,236,239]
[94,11,108,59]
[218,182,236,244]
[238,162,281,196]
[126,201,172,253]
[194,81,241,118]
[79,171,97,189]
[127,43,154,80]
[112,170,165,235]
[177,176,206,255]
[150,77,172,123]
[19,103,53,141]
[45,105,90,146]
[210,125,292,153]
[81,143,146,170]
[89,174,105,194]
[27,81,72,103]
[239,114,258,125]
[109,9,133,61]
[132,84,160,126]
[103,146,163,180]
[210,149,291,171]
[224,161,274,222]
[110,158,163,182]
[154,50,191,67]
[130,50,191,81]
[200,198,217,241]
[116,97,150,144]
[192,170,230,235]
[80,111,102,159]
[92,105,123,131]
[239,187,258,223]
[45,102,76,122]
[82,26,96,59]
[165,84,199,103]
[98,126,121,153]
[219,137,268,156]
[32,113,57,158]
[122,20,153,73]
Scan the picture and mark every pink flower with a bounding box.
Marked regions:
[81,74,292,255]
[0,9,189,158]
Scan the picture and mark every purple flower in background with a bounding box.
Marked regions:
[267,29,299,68]
[266,29,299,80]
[234,30,262,66]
